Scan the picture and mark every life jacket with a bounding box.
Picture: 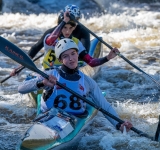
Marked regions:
[42,36,79,69]
[41,69,86,115]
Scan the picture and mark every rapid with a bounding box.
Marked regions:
[0,0,160,149]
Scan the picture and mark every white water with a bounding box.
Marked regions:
[0,0,160,149]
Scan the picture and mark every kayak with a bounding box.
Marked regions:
[27,37,103,104]
[19,91,106,150]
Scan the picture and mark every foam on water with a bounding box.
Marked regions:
[0,0,160,149]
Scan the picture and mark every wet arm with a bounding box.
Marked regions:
[45,21,66,45]
[79,51,109,67]
[18,77,42,94]
[18,70,54,94]
[84,75,119,127]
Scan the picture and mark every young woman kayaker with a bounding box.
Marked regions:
[18,38,132,132]
[42,10,119,69]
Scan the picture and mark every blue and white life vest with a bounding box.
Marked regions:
[41,69,86,115]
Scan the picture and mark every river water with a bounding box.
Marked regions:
[0,0,160,149]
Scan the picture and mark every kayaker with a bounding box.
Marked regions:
[41,10,119,69]
[18,38,132,132]
[10,4,120,74]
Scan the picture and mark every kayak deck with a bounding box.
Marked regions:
[20,96,97,150]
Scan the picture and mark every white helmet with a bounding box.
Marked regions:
[55,38,79,59]
[64,4,81,19]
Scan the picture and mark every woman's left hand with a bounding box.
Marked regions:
[107,47,120,60]
[119,121,133,132]
[63,11,70,23]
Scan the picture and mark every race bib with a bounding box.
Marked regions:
[42,50,62,69]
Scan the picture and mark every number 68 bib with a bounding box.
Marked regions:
[45,70,86,115]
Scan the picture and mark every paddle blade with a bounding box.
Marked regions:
[155,115,160,141]
[0,36,37,72]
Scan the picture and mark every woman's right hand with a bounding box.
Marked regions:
[10,66,22,76]
[63,11,70,23]
[43,75,57,88]
[10,69,17,76]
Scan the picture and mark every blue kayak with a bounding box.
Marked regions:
[20,96,98,149]
[19,91,106,150]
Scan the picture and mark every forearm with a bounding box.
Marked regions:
[45,21,66,45]
[18,70,54,94]
[82,54,109,67]
[84,75,119,127]
[18,78,39,94]
[103,105,119,127]
[92,88,119,127]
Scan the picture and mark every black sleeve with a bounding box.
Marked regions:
[73,25,90,53]
[80,28,90,53]
[79,50,88,60]
[28,27,56,58]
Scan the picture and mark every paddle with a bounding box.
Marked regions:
[0,53,44,84]
[0,36,159,141]
[155,115,160,141]
[69,15,160,90]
